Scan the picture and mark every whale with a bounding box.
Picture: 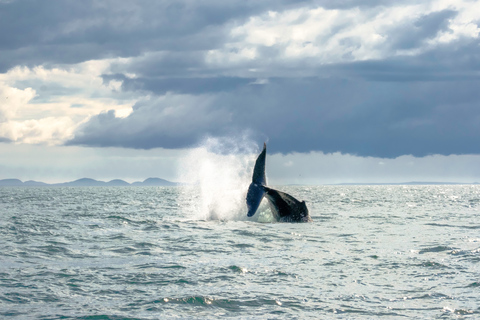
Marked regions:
[246,143,311,222]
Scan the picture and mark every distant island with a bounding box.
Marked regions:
[0,177,180,187]
[0,178,478,187]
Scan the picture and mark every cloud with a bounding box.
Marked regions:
[0,0,324,72]
[68,93,239,149]
[67,74,480,158]
[206,3,478,73]
[0,61,135,144]
[387,10,457,50]
[2,0,480,159]
[105,74,253,95]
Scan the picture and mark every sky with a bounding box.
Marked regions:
[1,0,480,184]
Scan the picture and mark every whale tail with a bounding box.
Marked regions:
[263,186,311,222]
[251,143,267,186]
[246,143,266,217]
[245,143,311,222]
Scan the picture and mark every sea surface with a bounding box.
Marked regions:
[0,185,479,319]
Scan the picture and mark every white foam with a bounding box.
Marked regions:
[178,136,261,221]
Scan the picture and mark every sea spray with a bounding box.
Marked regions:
[177,136,272,221]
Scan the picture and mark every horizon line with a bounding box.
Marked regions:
[0,177,479,187]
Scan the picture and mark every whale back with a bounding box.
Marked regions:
[263,186,311,222]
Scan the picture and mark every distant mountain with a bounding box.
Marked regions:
[1,178,477,187]
[131,178,177,186]
[55,178,108,187]
[106,179,130,186]
[0,177,179,187]
[0,179,24,186]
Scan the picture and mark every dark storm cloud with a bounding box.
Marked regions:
[0,0,222,70]
[70,71,480,158]
[388,10,457,50]
[111,51,209,78]
[67,94,239,149]
[121,76,252,95]
[103,73,252,95]
[70,26,480,158]
[104,51,252,94]
[228,77,480,157]
[0,0,416,71]
[0,0,325,72]
[3,0,480,157]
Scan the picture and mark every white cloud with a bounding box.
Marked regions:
[0,116,76,145]
[206,0,480,72]
[0,59,136,145]
[0,85,36,121]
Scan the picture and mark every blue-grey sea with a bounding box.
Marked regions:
[1,185,479,319]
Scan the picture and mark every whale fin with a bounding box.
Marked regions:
[263,186,311,222]
[246,143,267,217]
[251,142,266,185]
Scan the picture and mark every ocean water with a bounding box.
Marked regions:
[0,185,479,319]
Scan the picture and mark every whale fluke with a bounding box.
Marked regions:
[246,143,311,222]
[263,186,311,222]
[246,143,267,217]
[252,142,266,186]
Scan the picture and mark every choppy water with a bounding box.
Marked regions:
[1,185,479,319]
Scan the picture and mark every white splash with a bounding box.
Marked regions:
[178,136,261,221]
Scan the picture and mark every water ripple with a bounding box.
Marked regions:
[1,186,479,319]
